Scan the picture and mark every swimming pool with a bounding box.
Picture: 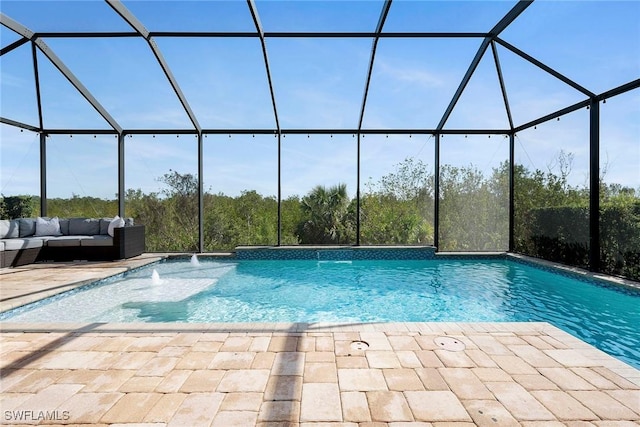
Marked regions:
[2,256,639,368]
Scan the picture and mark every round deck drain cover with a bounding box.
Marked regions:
[350,340,369,351]
[434,336,466,352]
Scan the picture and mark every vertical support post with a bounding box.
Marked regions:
[118,133,125,217]
[32,42,44,130]
[589,99,600,272]
[434,133,440,250]
[39,132,47,216]
[277,132,282,246]
[198,132,204,253]
[509,133,515,252]
[356,133,361,246]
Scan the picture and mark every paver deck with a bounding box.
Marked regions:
[1,256,639,426]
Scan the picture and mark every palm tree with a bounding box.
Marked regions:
[297,183,355,244]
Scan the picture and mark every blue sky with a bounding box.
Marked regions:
[1,0,639,199]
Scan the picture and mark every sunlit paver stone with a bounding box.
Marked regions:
[539,367,598,390]
[192,340,223,352]
[179,369,225,392]
[211,410,258,427]
[337,369,387,391]
[119,375,163,392]
[568,390,640,420]
[167,392,224,427]
[61,392,124,424]
[136,356,179,376]
[110,351,155,369]
[605,389,640,414]
[3,370,65,393]
[252,351,276,369]
[175,351,217,369]
[304,362,337,382]
[490,354,538,375]
[434,349,476,368]
[78,370,136,392]
[217,369,270,392]
[486,382,555,421]
[143,393,187,422]
[439,367,494,399]
[468,335,512,355]
[306,351,335,362]
[154,369,191,393]
[219,336,252,351]
[341,391,371,422]
[522,334,556,350]
[388,335,421,351]
[100,392,162,423]
[572,367,619,389]
[471,367,512,382]
[249,336,272,352]
[366,350,402,368]
[404,390,471,422]
[592,367,640,389]
[367,391,413,422]
[466,348,500,367]
[395,350,423,368]
[415,367,450,391]
[20,383,83,411]
[383,368,425,391]
[36,350,113,369]
[359,332,393,351]
[415,350,445,367]
[509,344,562,367]
[219,392,263,412]
[512,373,560,391]
[545,349,598,367]
[126,336,173,352]
[336,355,368,368]
[156,346,188,358]
[300,383,342,421]
[209,351,255,369]
[316,336,335,352]
[463,399,520,426]
[531,390,598,420]
[0,393,32,412]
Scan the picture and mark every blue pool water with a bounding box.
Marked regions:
[2,258,639,368]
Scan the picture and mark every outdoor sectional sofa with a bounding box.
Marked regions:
[0,217,145,268]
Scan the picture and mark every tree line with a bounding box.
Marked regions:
[2,155,638,280]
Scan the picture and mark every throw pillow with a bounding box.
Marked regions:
[5,220,19,238]
[108,215,125,237]
[18,218,37,237]
[0,220,10,239]
[69,218,100,235]
[35,217,63,237]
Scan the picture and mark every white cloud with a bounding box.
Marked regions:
[375,59,445,90]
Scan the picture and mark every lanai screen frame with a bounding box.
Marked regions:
[1,0,639,273]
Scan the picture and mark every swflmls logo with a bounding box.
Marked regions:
[4,410,70,422]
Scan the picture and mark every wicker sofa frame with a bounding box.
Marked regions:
[1,224,145,268]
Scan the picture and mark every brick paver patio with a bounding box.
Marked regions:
[1,257,639,425]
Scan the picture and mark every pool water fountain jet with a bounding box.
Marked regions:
[190,254,200,267]
[151,269,162,285]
